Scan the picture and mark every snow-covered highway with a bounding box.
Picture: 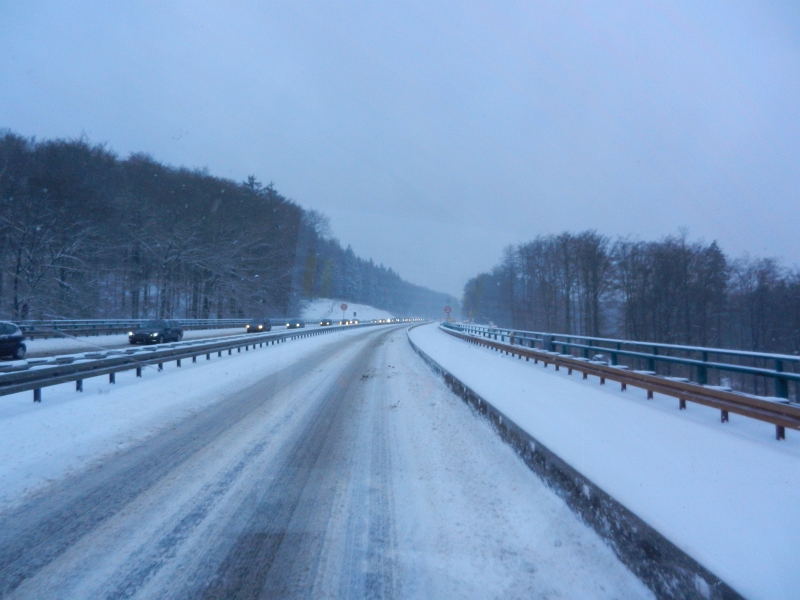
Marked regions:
[23,326,306,358]
[0,324,650,599]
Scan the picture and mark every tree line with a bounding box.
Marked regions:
[463,231,800,354]
[0,132,451,320]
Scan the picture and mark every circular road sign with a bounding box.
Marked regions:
[444,305,452,314]
[341,303,348,311]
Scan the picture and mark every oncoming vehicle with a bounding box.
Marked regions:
[286,319,305,329]
[319,319,333,326]
[339,318,353,325]
[128,319,184,344]
[0,321,26,360]
[246,318,272,333]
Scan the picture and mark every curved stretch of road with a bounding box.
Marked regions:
[0,326,651,599]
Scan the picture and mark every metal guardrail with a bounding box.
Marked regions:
[440,323,800,440]
[15,318,325,339]
[446,323,800,402]
[1,321,396,403]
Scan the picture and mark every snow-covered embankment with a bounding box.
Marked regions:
[408,323,800,600]
[301,298,394,321]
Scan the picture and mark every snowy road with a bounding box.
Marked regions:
[0,326,650,599]
[23,327,249,358]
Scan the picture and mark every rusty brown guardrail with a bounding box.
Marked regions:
[440,325,800,440]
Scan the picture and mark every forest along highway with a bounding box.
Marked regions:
[0,325,651,599]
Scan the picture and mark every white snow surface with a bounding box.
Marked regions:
[301,298,394,321]
[409,323,800,600]
[0,324,652,598]
[0,328,358,510]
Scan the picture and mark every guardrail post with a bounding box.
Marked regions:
[582,339,589,359]
[109,372,115,384]
[612,343,620,366]
[648,347,657,372]
[775,360,789,399]
[176,359,181,367]
[136,367,142,377]
[698,352,708,386]
[33,388,41,402]
[76,379,83,391]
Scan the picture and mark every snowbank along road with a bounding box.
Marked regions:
[0,325,651,599]
[411,323,799,600]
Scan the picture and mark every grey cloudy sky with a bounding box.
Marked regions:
[2,1,799,297]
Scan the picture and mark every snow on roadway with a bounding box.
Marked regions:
[370,326,652,598]
[302,297,394,321]
[24,327,246,357]
[0,323,652,599]
[409,323,800,600]
[0,326,363,511]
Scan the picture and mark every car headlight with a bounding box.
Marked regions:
[128,331,133,336]
[151,332,158,336]
[258,325,263,329]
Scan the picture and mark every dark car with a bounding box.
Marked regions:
[319,319,333,326]
[339,319,353,325]
[128,319,184,344]
[0,321,26,360]
[246,318,272,333]
[286,319,305,329]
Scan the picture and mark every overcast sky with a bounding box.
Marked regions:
[2,1,799,297]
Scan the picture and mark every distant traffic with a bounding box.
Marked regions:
[0,317,426,360]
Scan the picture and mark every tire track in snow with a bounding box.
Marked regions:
[196,328,397,599]
[0,325,653,599]
[0,328,383,598]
